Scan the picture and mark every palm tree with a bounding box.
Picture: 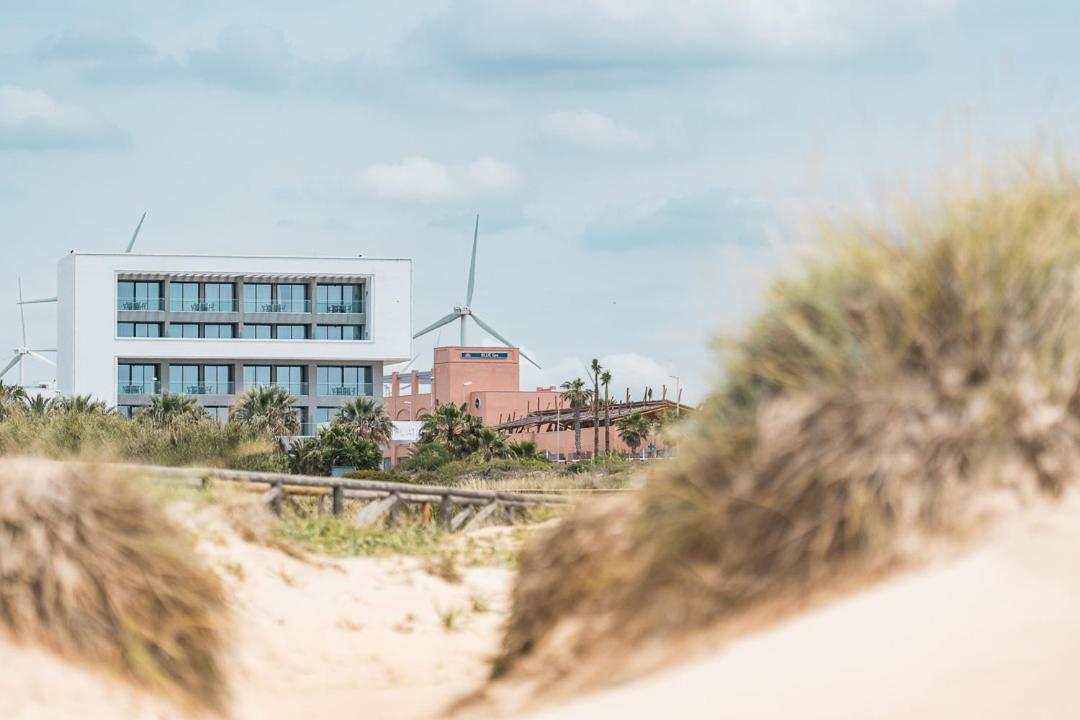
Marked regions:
[231,385,300,436]
[617,413,653,458]
[590,358,602,458]
[508,439,543,460]
[0,382,27,420]
[473,427,509,461]
[315,425,382,473]
[53,394,110,415]
[600,370,612,456]
[138,393,208,429]
[418,402,481,457]
[333,397,393,446]
[23,395,55,416]
[559,378,593,459]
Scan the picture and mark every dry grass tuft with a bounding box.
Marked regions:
[494,158,1080,686]
[0,459,229,712]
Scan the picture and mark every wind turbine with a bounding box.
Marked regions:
[18,212,148,307]
[1,279,57,387]
[413,215,541,369]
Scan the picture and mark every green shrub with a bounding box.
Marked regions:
[399,442,453,472]
[342,469,401,481]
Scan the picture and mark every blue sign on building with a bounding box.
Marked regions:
[460,351,509,359]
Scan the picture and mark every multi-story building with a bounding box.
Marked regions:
[56,252,411,434]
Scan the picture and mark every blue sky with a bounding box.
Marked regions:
[1,1,1078,402]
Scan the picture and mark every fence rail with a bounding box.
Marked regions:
[121,463,570,532]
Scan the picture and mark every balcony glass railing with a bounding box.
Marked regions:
[294,422,331,437]
[168,298,239,313]
[117,297,164,311]
[245,381,308,396]
[316,382,373,397]
[316,300,364,314]
[118,380,161,394]
[243,299,311,313]
[168,381,235,395]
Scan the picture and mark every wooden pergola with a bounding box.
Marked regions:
[493,398,691,434]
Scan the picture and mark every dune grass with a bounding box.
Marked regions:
[495,158,1080,681]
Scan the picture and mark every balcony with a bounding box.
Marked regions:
[316,300,364,314]
[316,382,373,397]
[293,422,331,438]
[169,298,239,312]
[168,381,235,395]
[118,380,161,394]
[244,299,311,313]
[245,381,308,396]
[118,297,164,311]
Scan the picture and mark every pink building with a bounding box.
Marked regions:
[382,346,680,466]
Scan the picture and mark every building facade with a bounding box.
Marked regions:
[57,252,411,433]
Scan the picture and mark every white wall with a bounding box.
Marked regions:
[57,252,412,402]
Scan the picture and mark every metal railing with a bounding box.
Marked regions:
[244,381,308,396]
[118,381,161,394]
[243,299,311,313]
[168,298,239,313]
[167,381,235,395]
[117,297,164,311]
[316,300,364,314]
[316,382,373,397]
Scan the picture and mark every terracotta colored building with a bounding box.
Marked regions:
[382,345,678,466]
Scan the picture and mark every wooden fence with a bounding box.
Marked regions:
[129,464,570,533]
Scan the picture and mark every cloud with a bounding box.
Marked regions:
[0,85,128,151]
[37,22,156,61]
[187,24,299,93]
[356,156,517,201]
[541,110,647,150]
[583,190,774,250]
[413,0,956,81]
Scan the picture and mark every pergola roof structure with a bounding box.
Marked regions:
[494,398,691,434]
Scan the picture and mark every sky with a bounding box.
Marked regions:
[1,0,1079,403]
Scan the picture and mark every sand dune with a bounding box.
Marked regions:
[524,493,1080,720]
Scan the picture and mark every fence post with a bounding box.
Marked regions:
[332,484,344,516]
[440,493,453,531]
[264,482,284,516]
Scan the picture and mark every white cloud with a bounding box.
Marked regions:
[541,110,647,150]
[0,85,127,151]
[356,155,517,201]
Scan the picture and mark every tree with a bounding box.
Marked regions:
[617,413,653,457]
[0,383,28,420]
[53,394,111,415]
[418,402,482,458]
[231,385,300,437]
[600,370,612,456]
[559,378,593,459]
[333,397,393,446]
[590,358,602,458]
[23,395,55,416]
[508,439,544,460]
[287,426,382,475]
[473,427,509,461]
[138,393,208,429]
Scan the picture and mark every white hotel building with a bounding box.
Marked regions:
[56,252,412,434]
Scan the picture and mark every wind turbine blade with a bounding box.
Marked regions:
[30,348,57,353]
[402,352,421,372]
[125,211,147,253]
[470,313,541,369]
[17,278,26,346]
[18,297,57,305]
[28,351,57,367]
[0,355,20,380]
[582,362,596,384]
[466,214,479,306]
[413,311,462,339]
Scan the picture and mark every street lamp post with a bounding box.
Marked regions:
[668,375,681,417]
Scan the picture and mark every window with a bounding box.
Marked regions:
[276,324,307,339]
[243,365,272,388]
[170,364,199,394]
[243,283,273,312]
[277,366,305,395]
[171,282,200,311]
[315,324,362,340]
[117,281,161,310]
[242,324,272,339]
[117,322,162,337]
[277,284,308,312]
[317,366,371,396]
[203,365,232,394]
[314,407,339,427]
[118,363,158,394]
[204,283,235,311]
[316,284,362,313]
[203,324,234,339]
[205,407,230,425]
[169,323,199,338]
[117,404,140,418]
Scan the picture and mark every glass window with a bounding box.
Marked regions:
[203,365,232,394]
[244,365,272,388]
[242,324,272,339]
[277,284,307,312]
[276,324,307,339]
[204,283,235,311]
[316,284,362,313]
[205,406,230,425]
[171,282,200,311]
[117,404,140,418]
[203,324,234,339]
[314,407,339,427]
[277,366,304,394]
[118,322,161,337]
[317,366,370,395]
[169,323,199,338]
[244,283,273,312]
[315,324,361,340]
[118,364,158,394]
[117,281,161,310]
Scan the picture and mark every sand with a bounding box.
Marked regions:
[523,493,1080,719]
